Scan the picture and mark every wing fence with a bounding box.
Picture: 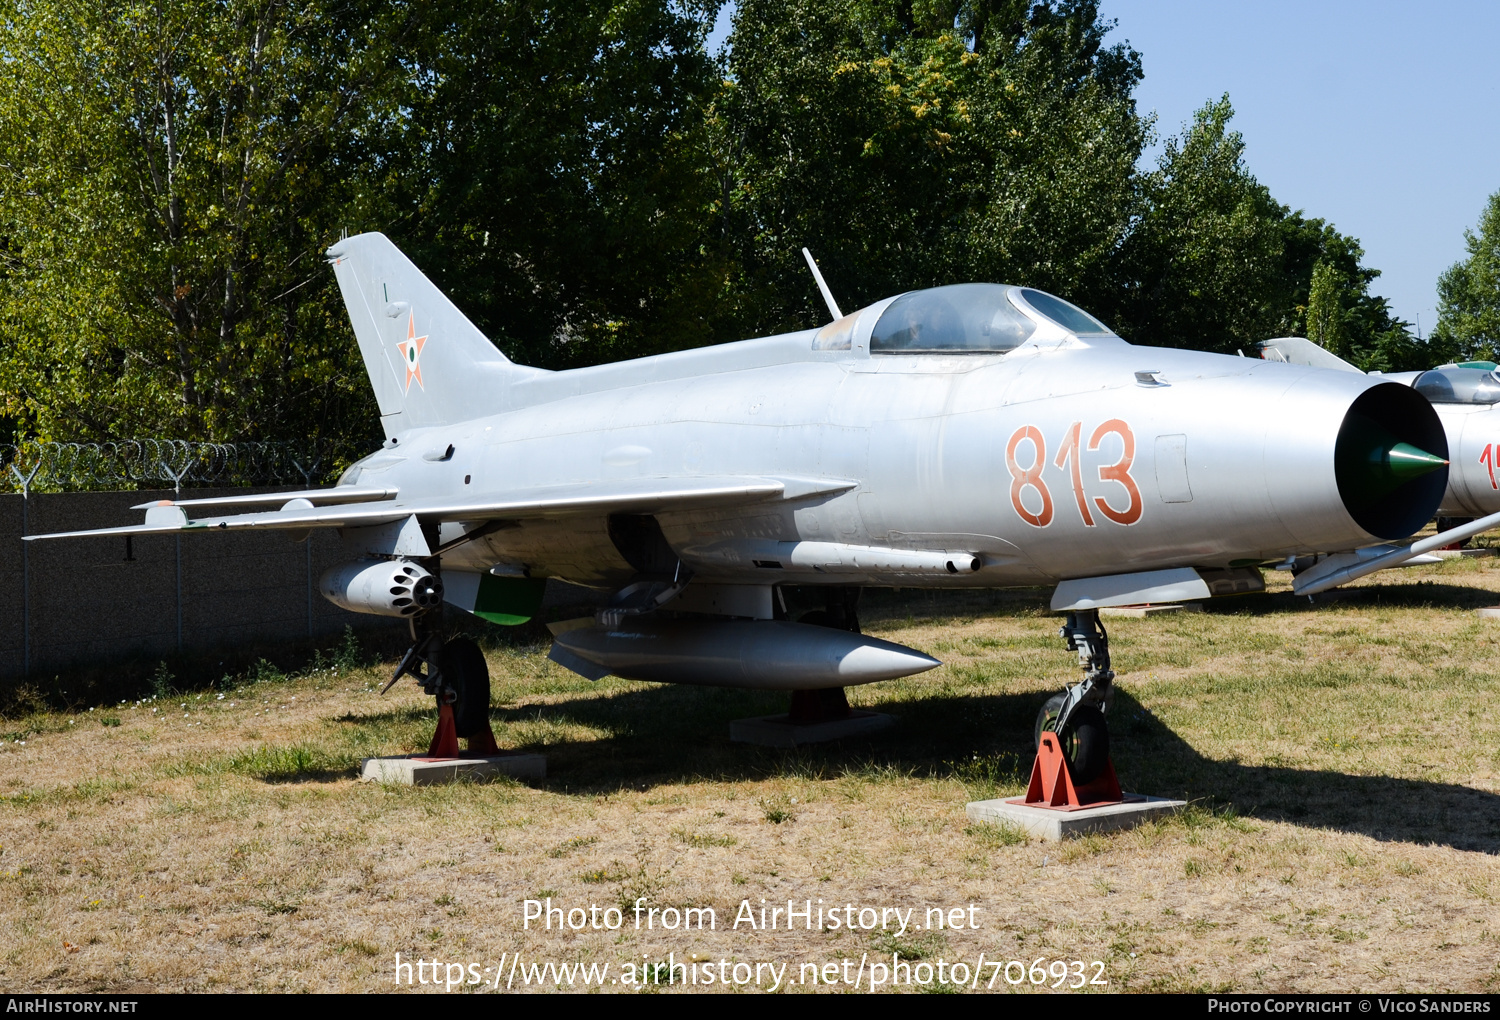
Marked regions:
[0,439,371,493]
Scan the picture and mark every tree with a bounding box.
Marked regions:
[1305,260,1347,356]
[376,0,726,370]
[711,0,1145,337]
[1108,97,1287,351]
[1433,189,1500,362]
[0,0,404,445]
[1106,97,1439,370]
[0,0,727,438]
[0,0,1441,446]
[1277,216,1439,371]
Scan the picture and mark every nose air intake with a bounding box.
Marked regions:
[1335,383,1449,540]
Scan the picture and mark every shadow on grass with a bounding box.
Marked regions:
[261,584,1500,850]
[1201,581,1498,616]
[325,679,1500,854]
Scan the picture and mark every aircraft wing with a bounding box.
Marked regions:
[24,476,855,541]
[128,486,399,511]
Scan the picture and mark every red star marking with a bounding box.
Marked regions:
[396,312,427,393]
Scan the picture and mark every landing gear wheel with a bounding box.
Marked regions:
[1034,693,1065,749]
[1035,694,1111,785]
[798,610,835,627]
[441,638,491,738]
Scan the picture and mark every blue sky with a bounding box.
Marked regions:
[709,2,1500,334]
[1105,0,1500,336]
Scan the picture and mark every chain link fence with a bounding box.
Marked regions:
[0,439,373,493]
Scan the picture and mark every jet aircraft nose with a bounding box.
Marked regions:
[1336,426,1448,503]
[1333,384,1450,539]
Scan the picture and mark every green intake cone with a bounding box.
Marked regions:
[1336,413,1448,507]
[1382,442,1449,482]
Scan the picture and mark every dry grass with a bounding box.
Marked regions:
[3,556,1500,993]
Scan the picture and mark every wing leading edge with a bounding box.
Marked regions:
[24,476,856,542]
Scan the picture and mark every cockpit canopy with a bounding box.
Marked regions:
[868,284,1111,354]
[1413,367,1500,405]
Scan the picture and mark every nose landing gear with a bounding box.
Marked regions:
[1026,609,1122,806]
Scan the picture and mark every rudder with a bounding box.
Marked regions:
[326,232,541,436]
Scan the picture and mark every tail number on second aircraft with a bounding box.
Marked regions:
[1006,420,1143,528]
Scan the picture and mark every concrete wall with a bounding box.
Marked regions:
[0,488,385,679]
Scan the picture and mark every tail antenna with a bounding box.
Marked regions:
[802,248,843,321]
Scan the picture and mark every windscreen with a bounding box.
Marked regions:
[1413,368,1500,405]
[1016,289,1112,334]
[870,284,1036,353]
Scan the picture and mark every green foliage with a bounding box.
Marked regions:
[0,0,1437,441]
[1433,189,1500,362]
[1112,96,1287,351]
[222,743,356,781]
[0,0,398,443]
[149,662,176,700]
[383,0,726,370]
[1305,261,1346,356]
[1109,97,1436,368]
[714,0,1145,334]
[310,627,373,673]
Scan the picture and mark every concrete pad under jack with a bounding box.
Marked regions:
[360,753,546,785]
[730,710,894,748]
[966,794,1185,841]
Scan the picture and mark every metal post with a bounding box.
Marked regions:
[294,458,318,639]
[11,462,40,677]
[176,534,183,653]
[160,460,187,653]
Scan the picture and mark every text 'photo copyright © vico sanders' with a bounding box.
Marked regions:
[390,896,1114,991]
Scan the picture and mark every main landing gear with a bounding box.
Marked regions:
[1025,608,1122,806]
[386,610,500,758]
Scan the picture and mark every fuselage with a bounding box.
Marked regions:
[1382,370,1500,518]
[340,310,1442,592]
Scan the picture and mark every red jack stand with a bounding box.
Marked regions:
[466,721,501,756]
[423,703,502,759]
[1022,731,1124,809]
[788,687,852,723]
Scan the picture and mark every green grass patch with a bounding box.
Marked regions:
[220,744,359,782]
[671,828,737,848]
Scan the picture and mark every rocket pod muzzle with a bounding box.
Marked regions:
[1335,382,1448,540]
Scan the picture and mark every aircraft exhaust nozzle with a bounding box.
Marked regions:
[550,620,940,690]
[1334,383,1449,540]
[320,559,443,617]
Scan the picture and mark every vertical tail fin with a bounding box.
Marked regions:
[326,232,541,436]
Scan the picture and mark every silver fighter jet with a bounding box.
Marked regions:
[1261,337,1500,521]
[30,233,1466,779]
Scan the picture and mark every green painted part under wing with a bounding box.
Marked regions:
[473,574,547,626]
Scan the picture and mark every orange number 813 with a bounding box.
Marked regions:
[1006,420,1142,528]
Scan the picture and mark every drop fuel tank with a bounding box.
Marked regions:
[548,619,941,690]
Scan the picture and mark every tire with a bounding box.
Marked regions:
[1063,706,1110,785]
[442,637,491,738]
[798,610,835,628]
[1034,694,1110,785]
[1034,693,1066,750]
